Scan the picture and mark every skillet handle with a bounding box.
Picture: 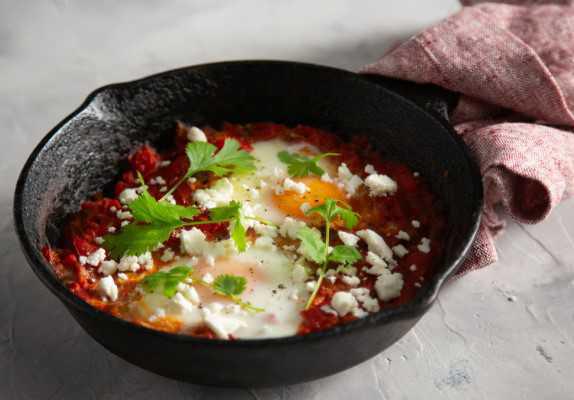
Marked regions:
[360,74,459,122]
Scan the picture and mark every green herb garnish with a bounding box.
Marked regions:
[163,139,256,198]
[209,201,247,252]
[299,198,361,309]
[277,151,338,177]
[141,265,193,299]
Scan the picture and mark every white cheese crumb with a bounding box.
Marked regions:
[374,270,404,301]
[202,273,214,284]
[337,163,363,197]
[253,222,278,238]
[414,282,422,288]
[292,264,308,283]
[118,255,140,272]
[137,252,154,271]
[118,188,139,205]
[171,292,196,313]
[320,305,338,316]
[331,291,358,317]
[417,237,431,254]
[392,244,409,258]
[306,280,317,292]
[409,264,417,272]
[117,272,128,281]
[193,178,234,209]
[160,248,175,262]
[178,284,201,305]
[116,210,133,220]
[279,217,306,240]
[357,229,394,261]
[395,230,410,241]
[282,178,309,195]
[342,275,361,287]
[97,276,118,301]
[365,252,388,275]
[85,248,106,266]
[94,236,105,245]
[98,260,117,276]
[205,255,216,267]
[121,220,129,227]
[299,202,311,214]
[364,164,377,175]
[337,231,359,247]
[187,126,207,142]
[364,174,398,197]
[149,176,166,186]
[159,160,171,167]
[411,220,421,228]
[321,173,333,183]
[353,307,369,318]
[326,275,337,284]
[109,206,117,213]
[107,226,116,233]
[413,171,420,177]
[180,228,208,255]
[201,306,247,340]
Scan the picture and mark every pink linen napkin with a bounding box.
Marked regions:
[361,0,574,274]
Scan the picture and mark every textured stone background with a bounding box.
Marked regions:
[1,1,573,399]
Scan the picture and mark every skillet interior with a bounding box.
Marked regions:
[14,61,482,386]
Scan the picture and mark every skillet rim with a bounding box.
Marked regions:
[13,60,483,347]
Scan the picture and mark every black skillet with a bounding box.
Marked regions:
[13,61,482,387]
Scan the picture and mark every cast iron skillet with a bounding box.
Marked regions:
[13,61,482,387]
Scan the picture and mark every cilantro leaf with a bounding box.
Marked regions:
[141,266,193,298]
[306,198,359,229]
[212,274,247,297]
[186,139,256,178]
[103,223,174,259]
[328,245,361,265]
[130,190,199,224]
[277,151,338,177]
[297,227,327,264]
[209,201,247,252]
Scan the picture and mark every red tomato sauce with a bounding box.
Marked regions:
[43,122,447,337]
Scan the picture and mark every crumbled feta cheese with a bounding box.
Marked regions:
[159,160,171,167]
[338,231,359,247]
[205,254,216,267]
[320,305,338,316]
[98,260,117,276]
[107,226,116,233]
[414,282,422,288]
[85,248,106,266]
[117,272,128,280]
[321,173,333,183]
[94,236,105,245]
[279,217,306,240]
[180,228,208,255]
[254,236,275,250]
[411,220,421,228]
[395,230,410,241]
[365,252,388,275]
[187,126,207,142]
[164,194,177,205]
[202,273,214,284]
[300,202,311,214]
[306,280,317,292]
[353,307,369,318]
[417,237,431,254]
[137,252,154,271]
[109,206,117,213]
[120,220,129,227]
[116,210,133,220]
[118,255,140,272]
[326,275,337,284]
[149,176,166,186]
[178,284,201,305]
[193,178,234,209]
[160,248,175,262]
[413,171,420,177]
[78,256,87,265]
[374,270,404,301]
[331,291,358,317]
[357,229,394,261]
[364,174,398,197]
[392,244,409,258]
[201,306,247,340]
[289,289,299,301]
[342,275,361,287]
[171,292,196,313]
[337,163,363,197]
[409,264,417,272]
[281,178,309,195]
[97,276,118,301]
[292,264,308,283]
[118,188,139,205]
[364,164,377,175]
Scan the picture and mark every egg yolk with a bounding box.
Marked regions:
[272,176,347,220]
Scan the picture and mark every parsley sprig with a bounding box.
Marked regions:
[162,139,256,199]
[141,266,263,313]
[209,201,247,252]
[277,151,338,177]
[298,198,361,309]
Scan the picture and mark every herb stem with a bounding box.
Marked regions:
[304,219,331,310]
[160,174,188,201]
